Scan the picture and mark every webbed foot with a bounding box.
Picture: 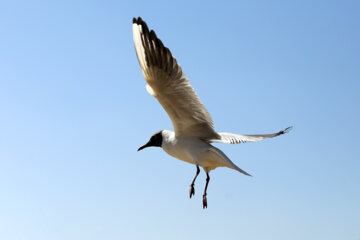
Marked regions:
[189,184,195,198]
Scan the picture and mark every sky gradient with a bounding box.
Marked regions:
[0,0,359,239]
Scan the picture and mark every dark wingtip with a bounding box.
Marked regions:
[283,126,293,133]
[279,126,293,135]
[149,30,157,40]
[133,17,144,24]
[141,20,149,34]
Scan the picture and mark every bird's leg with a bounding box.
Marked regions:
[189,165,200,198]
[202,172,210,209]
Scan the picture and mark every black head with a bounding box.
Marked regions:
[137,130,163,151]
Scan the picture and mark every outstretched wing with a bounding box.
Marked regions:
[208,127,292,144]
[132,17,219,139]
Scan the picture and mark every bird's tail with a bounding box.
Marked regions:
[207,146,252,176]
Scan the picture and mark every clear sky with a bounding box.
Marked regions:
[0,0,359,239]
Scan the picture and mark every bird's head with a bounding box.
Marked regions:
[137,130,163,151]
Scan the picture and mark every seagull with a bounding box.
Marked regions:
[133,17,292,208]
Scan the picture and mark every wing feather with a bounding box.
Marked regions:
[133,17,219,139]
[209,127,292,144]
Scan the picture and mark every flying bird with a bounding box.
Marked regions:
[133,17,292,208]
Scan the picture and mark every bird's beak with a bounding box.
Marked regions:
[137,141,151,151]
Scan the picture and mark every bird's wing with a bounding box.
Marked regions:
[132,17,219,139]
[208,127,292,144]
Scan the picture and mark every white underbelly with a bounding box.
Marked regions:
[163,147,196,165]
[160,131,245,173]
[162,137,210,166]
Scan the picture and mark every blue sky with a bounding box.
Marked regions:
[0,0,359,239]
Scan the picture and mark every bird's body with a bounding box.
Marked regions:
[161,130,201,166]
[161,130,251,174]
[132,17,291,208]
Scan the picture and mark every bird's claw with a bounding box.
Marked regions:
[189,184,195,198]
[202,194,207,209]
